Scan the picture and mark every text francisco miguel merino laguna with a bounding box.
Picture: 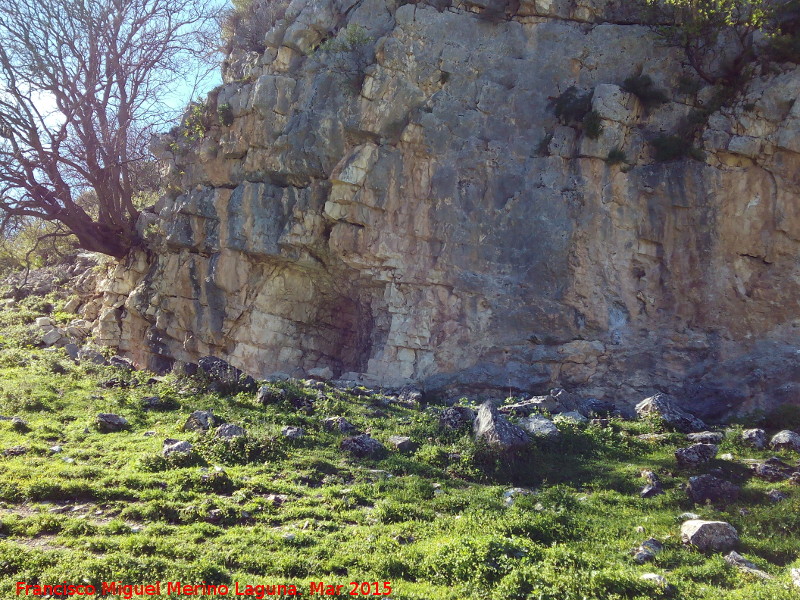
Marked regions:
[16,580,394,598]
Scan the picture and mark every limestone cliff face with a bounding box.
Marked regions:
[96,0,800,416]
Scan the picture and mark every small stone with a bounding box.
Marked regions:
[503,487,534,506]
[35,316,54,328]
[78,348,107,365]
[141,396,171,410]
[640,573,668,587]
[686,474,740,505]
[163,439,193,456]
[49,445,62,453]
[687,431,724,444]
[724,551,772,579]
[770,430,800,452]
[322,416,358,434]
[636,433,671,443]
[641,484,664,498]
[767,489,788,503]
[439,406,475,430]
[387,435,417,452]
[395,388,423,407]
[143,431,156,437]
[63,343,79,360]
[216,423,246,440]
[675,443,718,467]
[307,366,334,381]
[95,413,129,433]
[182,410,217,432]
[281,426,305,439]
[719,453,734,460]
[791,568,800,587]
[679,512,700,520]
[519,415,560,440]
[741,428,766,449]
[340,434,386,458]
[681,519,738,552]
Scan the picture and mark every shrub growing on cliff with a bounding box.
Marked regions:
[622,74,669,109]
[221,0,289,54]
[314,24,374,95]
[550,87,593,125]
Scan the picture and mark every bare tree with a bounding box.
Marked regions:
[0,0,219,258]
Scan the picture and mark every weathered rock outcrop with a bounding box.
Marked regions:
[96,0,800,416]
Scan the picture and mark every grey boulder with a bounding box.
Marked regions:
[681,519,738,552]
[473,401,530,450]
[635,393,706,433]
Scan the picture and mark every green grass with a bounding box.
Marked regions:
[0,303,798,598]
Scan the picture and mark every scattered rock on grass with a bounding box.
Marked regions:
[216,424,246,440]
[282,426,305,439]
[635,393,706,433]
[724,551,773,579]
[640,470,664,498]
[633,538,663,563]
[791,568,800,587]
[687,431,724,444]
[503,487,535,506]
[686,474,740,505]
[767,489,788,502]
[675,443,718,467]
[96,413,129,433]
[741,428,766,449]
[256,385,286,405]
[198,356,256,392]
[640,573,669,587]
[3,445,28,456]
[163,439,193,457]
[519,415,560,440]
[388,435,417,452]
[10,416,28,432]
[341,434,386,458]
[750,457,796,482]
[322,416,358,434]
[183,410,217,432]
[681,519,738,552]
[439,406,475,430]
[554,411,588,424]
[770,430,800,452]
[473,401,530,450]
[109,356,135,370]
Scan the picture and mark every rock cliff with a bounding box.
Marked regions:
[93,0,800,417]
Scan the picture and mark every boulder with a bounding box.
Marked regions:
[216,423,246,440]
[767,489,788,503]
[109,355,135,370]
[4,445,28,456]
[741,428,767,449]
[687,431,724,444]
[281,426,305,439]
[439,405,475,430]
[163,439,193,457]
[770,430,800,452]
[681,519,738,552]
[387,435,418,452]
[78,348,107,365]
[42,328,64,347]
[10,416,28,432]
[686,474,740,505]
[95,413,129,433]
[635,393,706,433]
[519,415,560,440]
[307,366,334,381]
[341,434,386,458]
[675,443,718,467]
[473,401,530,450]
[182,410,217,432]
[322,416,358,434]
[198,356,256,392]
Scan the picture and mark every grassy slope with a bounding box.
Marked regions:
[0,300,798,599]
